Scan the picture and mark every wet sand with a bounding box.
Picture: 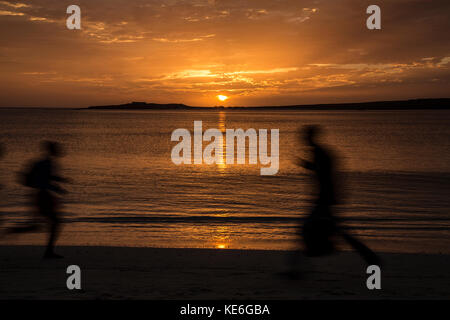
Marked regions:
[0,246,449,299]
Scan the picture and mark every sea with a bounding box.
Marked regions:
[0,108,449,253]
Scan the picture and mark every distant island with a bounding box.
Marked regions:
[88,101,193,110]
[87,98,450,111]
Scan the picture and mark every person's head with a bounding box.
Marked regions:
[41,141,63,158]
[300,125,321,146]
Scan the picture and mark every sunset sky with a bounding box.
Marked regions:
[0,0,449,107]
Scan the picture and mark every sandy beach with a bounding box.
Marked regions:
[0,246,449,300]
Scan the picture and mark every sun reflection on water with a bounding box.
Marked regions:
[217,111,226,171]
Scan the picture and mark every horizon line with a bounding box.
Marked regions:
[1,97,449,110]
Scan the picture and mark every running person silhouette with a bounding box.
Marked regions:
[295,126,380,268]
[6,141,69,259]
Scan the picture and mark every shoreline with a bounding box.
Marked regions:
[1,245,449,299]
[1,242,448,255]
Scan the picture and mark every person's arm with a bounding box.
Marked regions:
[296,157,315,170]
[51,175,70,183]
[48,163,68,193]
[48,183,67,195]
[50,161,71,184]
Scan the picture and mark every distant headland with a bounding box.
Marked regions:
[87,98,450,111]
[88,101,193,110]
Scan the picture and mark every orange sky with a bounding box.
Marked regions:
[0,0,449,107]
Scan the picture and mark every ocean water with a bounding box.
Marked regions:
[0,108,449,253]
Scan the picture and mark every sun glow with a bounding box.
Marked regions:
[217,95,228,102]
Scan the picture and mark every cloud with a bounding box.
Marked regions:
[0,0,449,107]
[0,10,23,16]
[152,34,216,43]
[0,1,31,9]
[438,57,450,66]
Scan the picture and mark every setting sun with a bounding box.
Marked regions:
[217,95,228,102]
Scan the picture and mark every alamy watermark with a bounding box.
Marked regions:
[366,265,381,290]
[66,5,81,30]
[366,5,381,30]
[66,265,81,290]
[65,5,380,31]
[171,121,279,175]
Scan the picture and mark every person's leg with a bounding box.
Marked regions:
[340,231,381,266]
[278,220,311,279]
[4,224,40,234]
[303,213,324,256]
[303,229,317,256]
[44,218,61,257]
[42,193,63,259]
[1,192,42,236]
[304,219,336,256]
